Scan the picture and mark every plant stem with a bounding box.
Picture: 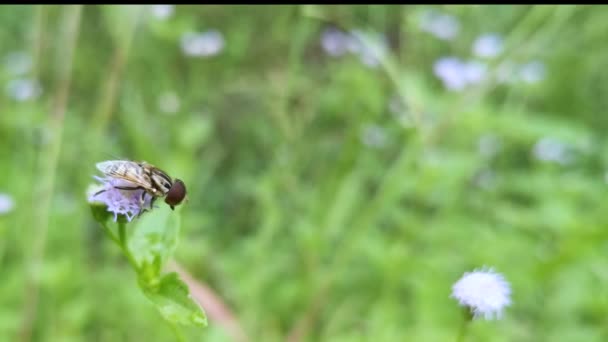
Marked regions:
[455,317,469,342]
[117,221,139,270]
[169,321,186,342]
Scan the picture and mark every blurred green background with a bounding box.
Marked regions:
[1,4,608,342]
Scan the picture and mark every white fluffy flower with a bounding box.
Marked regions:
[0,193,15,215]
[180,30,225,57]
[451,267,511,320]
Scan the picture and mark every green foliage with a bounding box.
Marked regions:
[90,202,207,332]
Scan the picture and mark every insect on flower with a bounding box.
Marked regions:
[93,160,187,212]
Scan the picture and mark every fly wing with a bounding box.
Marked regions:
[96,160,153,188]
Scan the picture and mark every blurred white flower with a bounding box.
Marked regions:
[532,137,573,165]
[519,60,546,84]
[360,124,388,148]
[6,78,42,101]
[88,176,154,222]
[472,33,504,58]
[434,57,467,91]
[463,60,487,84]
[451,267,511,320]
[158,91,181,114]
[150,5,174,20]
[433,57,487,91]
[320,28,389,68]
[181,30,225,57]
[419,10,460,41]
[4,51,33,75]
[320,28,351,57]
[0,193,15,215]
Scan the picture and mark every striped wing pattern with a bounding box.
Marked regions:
[96,160,153,189]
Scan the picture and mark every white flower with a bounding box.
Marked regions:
[6,78,42,101]
[0,193,15,215]
[434,57,468,91]
[532,137,573,165]
[472,33,503,58]
[150,5,174,20]
[433,57,487,91]
[4,51,33,75]
[419,10,460,41]
[180,30,225,57]
[88,176,154,222]
[451,267,511,320]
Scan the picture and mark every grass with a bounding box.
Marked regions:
[1,4,608,342]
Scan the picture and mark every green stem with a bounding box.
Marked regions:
[455,316,470,342]
[117,221,139,271]
[169,321,186,342]
[118,221,127,246]
[100,222,120,246]
[98,220,139,271]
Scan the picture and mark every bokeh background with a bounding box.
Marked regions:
[1,4,608,342]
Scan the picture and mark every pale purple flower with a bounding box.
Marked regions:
[180,30,225,57]
[320,28,351,57]
[434,57,468,91]
[150,5,174,20]
[88,176,154,222]
[463,60,487,84]
[451,267,511,320]
[532,137,573,165]
[472,33,504,58]
[419,10,460,41]
[6,78,42,101]
[434,57,487,91]
[519,61,546,84]
[0,193,15,215]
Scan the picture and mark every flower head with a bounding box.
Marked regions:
[419,10,460,41]
[472,33,503,59]
[451,267,511,320]
[180,30,225,58]
[88,176,154,222]
[0,193,15,215]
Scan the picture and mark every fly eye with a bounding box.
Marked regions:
[165,179,187,209]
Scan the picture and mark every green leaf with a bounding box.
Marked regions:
[143,272,208,327]
[129,205,181,273]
